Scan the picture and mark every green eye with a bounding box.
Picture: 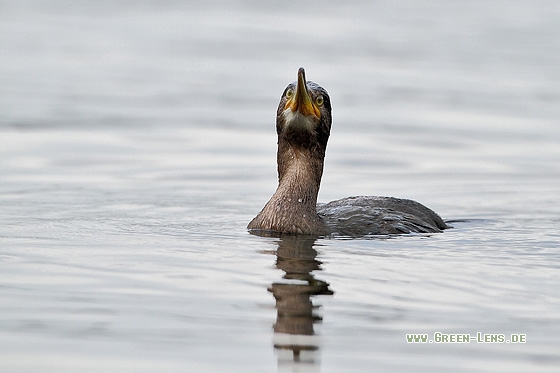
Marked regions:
[286,89,294,98]
[316,95,324,106]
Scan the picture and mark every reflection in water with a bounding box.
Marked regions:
[267,235,334,370]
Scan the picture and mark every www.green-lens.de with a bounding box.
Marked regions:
[406,332,526,343]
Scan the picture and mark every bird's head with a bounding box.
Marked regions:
[276,67,332,150]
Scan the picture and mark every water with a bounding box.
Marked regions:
[1,1,559,371]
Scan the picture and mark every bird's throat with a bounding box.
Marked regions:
[277,140,324,200]
[247,143,328,235]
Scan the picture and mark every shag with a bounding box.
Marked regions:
[248,68,448,236]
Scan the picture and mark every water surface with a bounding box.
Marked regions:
[1,1,559,372]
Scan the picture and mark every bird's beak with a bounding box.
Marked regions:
[285,67,321,119]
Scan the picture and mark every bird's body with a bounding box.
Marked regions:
[248,68,447,236]
[319,196,447,236]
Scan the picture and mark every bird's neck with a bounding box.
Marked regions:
[248,141,328,235]
[276,143,324,209]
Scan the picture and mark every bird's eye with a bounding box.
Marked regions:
[286,89,294,98]
[316,95,324,106]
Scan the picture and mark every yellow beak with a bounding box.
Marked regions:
[284,67,321,118]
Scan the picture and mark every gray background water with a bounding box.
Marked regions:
[1,0,559,372]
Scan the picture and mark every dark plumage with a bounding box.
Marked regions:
[248,68,448,236]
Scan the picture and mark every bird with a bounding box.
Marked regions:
[248,67,448,236]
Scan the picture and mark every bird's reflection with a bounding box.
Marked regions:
[266,235,334,369]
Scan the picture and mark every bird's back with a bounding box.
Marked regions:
[318,196,448,236]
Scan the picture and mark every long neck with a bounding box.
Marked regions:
[276,141,324,207]
[248,140,328,235]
